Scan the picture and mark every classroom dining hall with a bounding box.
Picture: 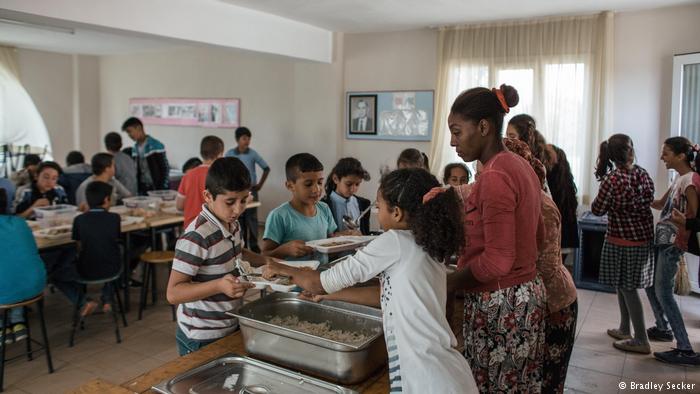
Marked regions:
[1,0,700,393]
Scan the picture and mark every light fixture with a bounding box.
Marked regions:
[0,17,75,35]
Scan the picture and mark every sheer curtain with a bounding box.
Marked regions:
[430,12,613,204]
[0,46,53,159]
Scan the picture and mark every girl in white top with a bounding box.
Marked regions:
[264,168,477,394]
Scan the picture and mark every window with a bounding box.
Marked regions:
[441,60,589,197]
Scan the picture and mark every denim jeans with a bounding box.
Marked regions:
[645,245,693,351]
[1,308,25,327]
[175,326,217,356]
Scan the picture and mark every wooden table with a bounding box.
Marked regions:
[68,378,138,394]
[119,332,389,394]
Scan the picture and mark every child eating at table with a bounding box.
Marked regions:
[72,181,123,314]
[167,157,279,355]
[263,168,478,393]
[262,153,336,260]
[321,157,372,234]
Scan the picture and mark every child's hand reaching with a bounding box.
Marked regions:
[671,208,687,228]
[218,274,254,298]
[262,261,291,280]
[297,291,326,303]
[278,240,314,258]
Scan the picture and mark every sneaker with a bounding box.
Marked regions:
[607,328,632,340]
[12,323,28,342]
[654,349,700,366]
[647,326,674,342]
[2,327,14,344]
[613,338,651,354]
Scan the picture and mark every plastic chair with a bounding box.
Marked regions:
[0,293,53,392]
[68,268,127,347]
[138,251,176,321]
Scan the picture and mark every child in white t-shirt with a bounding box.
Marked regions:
[264,168,478,393]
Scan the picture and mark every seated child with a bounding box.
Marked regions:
[262,153,336,260]
[167,157,279,355]
[263,168,477,393]
[75,153,132,210]
[176,136,224,227]
[321,157,372,234]
[442,163,471,187]
[397,148,429,171]
[0,188,46,344]
[182,158,203,174]
[72,181,123,314]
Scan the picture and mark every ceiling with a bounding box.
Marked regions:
[220,0,700,33]
[0,11,189,55]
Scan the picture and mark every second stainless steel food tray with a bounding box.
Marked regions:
[227,292,387,384]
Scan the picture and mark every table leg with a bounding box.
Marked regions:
[123,232,132,313]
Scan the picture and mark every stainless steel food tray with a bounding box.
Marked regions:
[152,354,356,394]
[227,292,387,384]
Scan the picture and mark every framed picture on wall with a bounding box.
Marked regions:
[346,90,434,141]
[348,94,377,135]
[128,98,240,128]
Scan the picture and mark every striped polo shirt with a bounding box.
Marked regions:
[173,204,244,341]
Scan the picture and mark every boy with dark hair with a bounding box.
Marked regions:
[11,153,41,189]
[167,157,279,355]
[75,153,132,209]
[71,181,122,315]
[225,127,270,253]
[176,136,225,227]
[122,117,170,194]
[64,151,91,174]
[262,153,336,259]
[105,131,138,195]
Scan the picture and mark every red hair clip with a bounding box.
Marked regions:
[492,88,510,113]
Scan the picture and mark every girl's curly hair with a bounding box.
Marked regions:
[380,168,464,262]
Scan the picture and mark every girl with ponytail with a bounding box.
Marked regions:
[591,134,656,355]
[262,168,477,393]
[644,136,700,365]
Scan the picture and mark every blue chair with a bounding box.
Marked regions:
[0,293,53,392]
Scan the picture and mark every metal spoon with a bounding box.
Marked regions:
[342,203,374,230]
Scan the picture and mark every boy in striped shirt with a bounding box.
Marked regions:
[167,157,280,355]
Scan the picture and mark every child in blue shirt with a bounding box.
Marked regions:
[0,188,46,344]
[262,153,336,259]
[225,127,270,253]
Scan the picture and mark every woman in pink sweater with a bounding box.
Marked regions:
[447,84,546,393]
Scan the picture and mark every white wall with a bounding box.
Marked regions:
[16,49,100,165]
[342,29,438,197]
[613,3,700,193]
[99,45,343,218]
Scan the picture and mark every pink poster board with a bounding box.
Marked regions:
[128,98,240,128]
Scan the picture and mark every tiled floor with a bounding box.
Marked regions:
[2,282,700,393]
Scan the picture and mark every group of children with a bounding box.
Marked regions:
[4,90,700,393]
[593,134,700,365]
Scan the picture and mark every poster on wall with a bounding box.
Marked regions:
[128,98,240,128]
[346,90,433,141]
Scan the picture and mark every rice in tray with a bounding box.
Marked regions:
[268,316,369,346]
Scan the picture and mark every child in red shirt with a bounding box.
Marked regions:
[176,136,225,227]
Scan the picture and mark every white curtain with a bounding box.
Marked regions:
[0,46,53,159]
[430,12,613,204]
